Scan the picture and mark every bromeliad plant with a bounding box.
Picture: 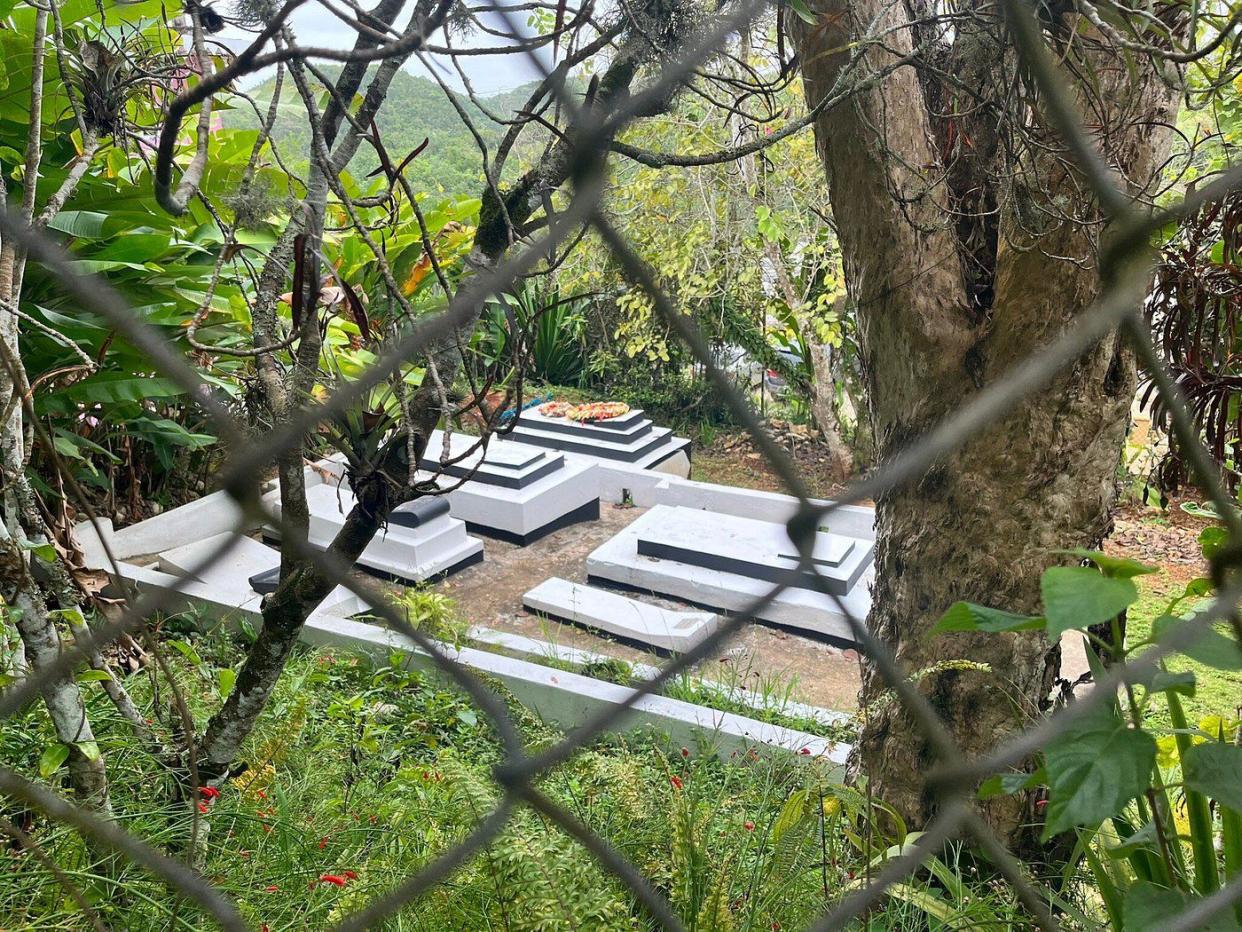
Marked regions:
[932,547,1242,928]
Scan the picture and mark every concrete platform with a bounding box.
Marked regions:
[269,484,484,584]
[585,506,872,643]
[421,431,601,545]
[522,577,718,653]
[636,506,872,596]
[157,532,364,614]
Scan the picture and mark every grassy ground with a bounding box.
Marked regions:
[0,634,1037,931]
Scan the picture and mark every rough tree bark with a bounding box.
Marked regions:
[792,1,1180,840]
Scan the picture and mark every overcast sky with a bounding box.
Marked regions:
[221,2,556,95]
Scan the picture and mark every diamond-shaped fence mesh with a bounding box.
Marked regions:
[1,0,1241,928]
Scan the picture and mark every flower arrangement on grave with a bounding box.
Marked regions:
[538,401,576,417]
[567,401,629,422]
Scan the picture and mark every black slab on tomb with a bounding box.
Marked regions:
[515,411,654,441]
[389,496,451,530]
[418,448,565,489]
[248,565,281,595]
[635,536,873,597]
[510,426,675,462]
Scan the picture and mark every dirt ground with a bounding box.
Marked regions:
[431,465,1218,717]
[437,501,865,710]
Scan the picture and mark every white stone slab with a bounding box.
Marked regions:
[523,577,718,653]
[158,532,363,614]
[636,505,871,595]
[586,510,873,643]
[467,626,851,729]
[421,431,564,489]
[303,613,847,763]
[108,560,374,631]
[107,490,254,559]
[72,517,115,570]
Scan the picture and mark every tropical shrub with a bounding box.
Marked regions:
[933,544,1242,927]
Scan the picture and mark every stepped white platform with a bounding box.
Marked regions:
[586,505,873,643]
[523,577,718,653]
[420,431,600,544]
[511,407,691,473]
[157,533,364,614]
[268,484,483,584]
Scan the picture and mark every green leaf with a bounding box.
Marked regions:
[55,372,187,405]
[1199,525,1229,559]
[1153,614,1242,671]
[75,669,113,684]
[1106,820,1159,859]
[1041,566,1137,641]
[20,540,57,563]
[787,0,818,24]
[38,743,71,778]
[1123,881,1241,931]
[1042,703,1156,838]
[1183,743,1242,812]
[168,639,202,666]
[930,601,1045,636]
[977,768,1044,800]
[1054,549,1157,579]
[74,741,101,763]
[773,788,812,843]
[217,668,236,698]
[456,709,477,727]
[1138,668,1196,697]
[46,210,110,238]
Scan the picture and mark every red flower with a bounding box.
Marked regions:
[197,802,210,814]
[680,747,689,758]
[744,821,755,832]
[200,786,221,800]
[265,885,280,893]
[670,775,684,790]
[343,870,358,880]
[255,790,268,800]
[318,837,329,849]
[799,747,811,756]
[261,925,270,932]
[319,874,348,887]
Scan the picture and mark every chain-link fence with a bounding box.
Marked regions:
[1,0,1241,927]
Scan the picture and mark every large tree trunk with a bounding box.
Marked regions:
[791,2,1178,840]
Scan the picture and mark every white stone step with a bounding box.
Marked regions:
[420,431,566,489]
[515,407,654,441]
[423,454,600,545]
[637,505,871,594]
[511,422,676,461]
[158,532,365,614]
[586,506,873,643]
[522,577,718,653]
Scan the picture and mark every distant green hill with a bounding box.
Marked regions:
[225,68,573,199]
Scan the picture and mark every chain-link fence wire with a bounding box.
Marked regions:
[2,0,1242,927]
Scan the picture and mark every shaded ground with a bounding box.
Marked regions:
[691,425,852,501]
[438,501,864,711]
